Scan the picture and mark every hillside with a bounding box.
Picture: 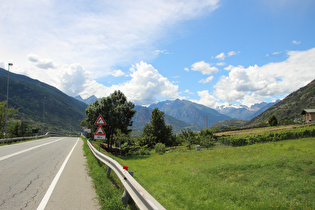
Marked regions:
[131,105,202,136]
[0,68,87,134]
[248,79,315,126]
[211,119,248,130]
[149,99,231,127]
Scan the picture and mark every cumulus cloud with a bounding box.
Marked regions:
[119,61,180,105]
[192,90,218,108]
[112,70,125,77]
[213,47,315,106]
[58,64,91,96]
[191,61,218,75]
[79,61,181,105]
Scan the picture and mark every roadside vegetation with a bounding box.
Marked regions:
[116,138,315,209]
[82,90,315,209]
[82,137,130,209]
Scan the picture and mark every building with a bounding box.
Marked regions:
[301,109,315,123]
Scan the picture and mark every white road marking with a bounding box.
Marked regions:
[0,137,65,162]
[37,138,79,210]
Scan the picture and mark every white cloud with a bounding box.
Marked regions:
[27,54,56,69]
[118,61,180,105]
[0,0,220,79]
[112,70,125,77]
[214,51,239,60]
[78,61,180,105]
[184,67,189,72]
[192,90,218,108]
[184,89,193,94]
[199,76,214,83]
[214,47,315,106]
[28,54,39,63]
[155,49,170,55]
[215,52,225,60]
[227,51,237,56]
[216,62,226,66]
[191,61,218,75]
[292,40,301,45]
[266,51,282,57]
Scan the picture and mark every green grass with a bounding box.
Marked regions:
[114,138,315,209]
[82,138,127,209]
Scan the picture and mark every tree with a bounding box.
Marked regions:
[142,108,173,147]
[85,90,136,149]
[178,128,196,150]
[0,101,18,138]
[268,115,278,126]
[199,128,215,149]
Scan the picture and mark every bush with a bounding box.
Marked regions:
[155,143,166,154]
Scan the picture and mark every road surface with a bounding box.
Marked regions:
[0,137,100,210]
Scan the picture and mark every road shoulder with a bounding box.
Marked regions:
[45,138,100,210]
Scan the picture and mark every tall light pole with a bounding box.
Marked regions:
[5,63,13,140]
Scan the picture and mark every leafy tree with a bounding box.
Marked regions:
[178,128,196,150]
[85,90,136,149]
[268,115,278,126]
[0,101,18,138]
[139,133,157,148]
[199,128,215,149]
[142,108,173,147]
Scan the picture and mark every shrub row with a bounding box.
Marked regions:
[219,124,315,147]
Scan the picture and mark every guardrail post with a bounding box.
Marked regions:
[122,171,133,206]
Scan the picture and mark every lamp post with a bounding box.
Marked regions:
[5,63,13,140]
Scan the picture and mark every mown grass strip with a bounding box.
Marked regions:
[82,137,127,209]
[116,138,315,209]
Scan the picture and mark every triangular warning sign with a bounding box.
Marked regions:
[94,126,106,135]
[94,114,106,125]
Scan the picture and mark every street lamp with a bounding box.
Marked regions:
[5,63,13,140]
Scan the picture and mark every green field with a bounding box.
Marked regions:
[114,138,315,209]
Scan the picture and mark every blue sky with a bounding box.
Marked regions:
[1,0,315,108]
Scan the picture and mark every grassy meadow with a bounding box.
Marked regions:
[114,138,315,209]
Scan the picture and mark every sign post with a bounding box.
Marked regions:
[94,114,106,151]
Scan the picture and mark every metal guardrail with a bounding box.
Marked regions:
[87,140,165,210]
[0,134,48,143]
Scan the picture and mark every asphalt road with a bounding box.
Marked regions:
[0,137,100,210]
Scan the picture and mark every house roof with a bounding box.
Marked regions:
[301,109,315,115]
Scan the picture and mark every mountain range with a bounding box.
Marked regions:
[0,68,87,134]
[2,68,313,135]
[216,100,280,120]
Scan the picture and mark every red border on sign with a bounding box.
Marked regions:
[94,114,106,125]
[94,125,106,135]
